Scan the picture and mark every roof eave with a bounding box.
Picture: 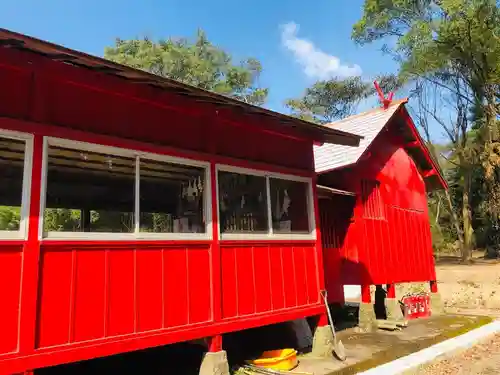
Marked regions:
[0,28,363,147]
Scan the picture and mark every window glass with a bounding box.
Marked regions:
[218,171,268,233]
[269,178,310,233]
[139,158,205,233]
[44,145,135,233]
[0,137,25,231]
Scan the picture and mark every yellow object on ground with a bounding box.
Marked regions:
[247,349,298,371]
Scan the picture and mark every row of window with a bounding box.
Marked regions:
[0,131,315,240]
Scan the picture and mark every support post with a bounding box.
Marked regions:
[429,280,443,315]
[385,283,404,322]
[358,284,377,332]
[199,335,229,375]
[208,335,223,353]
[312,313,335,358]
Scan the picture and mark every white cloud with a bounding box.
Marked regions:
[281,22,362,80]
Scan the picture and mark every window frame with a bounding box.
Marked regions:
[0,129,34,240]
[215,164,316,241]
[39,137,212,241]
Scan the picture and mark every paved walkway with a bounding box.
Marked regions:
[409,333,500,375]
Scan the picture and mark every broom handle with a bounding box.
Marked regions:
[320,290,337,340]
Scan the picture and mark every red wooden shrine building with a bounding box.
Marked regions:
[0,29,363,374]
[314,95,447,308]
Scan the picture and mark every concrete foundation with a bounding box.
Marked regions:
[199,350,230,375]
[312,325,335,358]
[358,302,377,332]
[385,298,404,321]
[430,292,444,315]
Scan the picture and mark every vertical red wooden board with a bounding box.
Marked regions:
[107,249,135,337]
[221,246,238,319]
[136,248,163,332]
[73,250,106,343]
[187,248,211,324]
[0,248,22,354]
[163,248,189,327]
[269,246,285,310]
[282,247,297,308]
[36,249,73,348]
[253,246,272,313]
[235,246,255,316]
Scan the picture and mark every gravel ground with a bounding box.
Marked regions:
[408,334,500,375]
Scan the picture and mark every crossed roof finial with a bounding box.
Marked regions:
[373,81,394,109]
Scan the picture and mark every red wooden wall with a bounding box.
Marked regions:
[221,243,319,319]
[35,244,212,349]
[0,44,325,374]
[320,129,437,300]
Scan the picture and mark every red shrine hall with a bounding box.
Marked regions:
[0,29,362,374]
[0,28,446,375]
[314,93,447,309]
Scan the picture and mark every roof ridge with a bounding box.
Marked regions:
[324,98,408,129]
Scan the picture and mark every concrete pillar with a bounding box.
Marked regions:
[429,280,444,315]
[385,283,404,321]
[199,335,230,375]
[358,284,377,332]
[312,313,335,358]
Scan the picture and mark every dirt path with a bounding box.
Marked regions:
[396,257,500,316]
[402,258,500,374]
[408,334,500,375]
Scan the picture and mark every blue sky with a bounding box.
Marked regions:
[0,0,400,113]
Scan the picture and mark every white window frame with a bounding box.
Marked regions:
[0,129,33,240]
[39,137,212,241]
[216,164,316,241]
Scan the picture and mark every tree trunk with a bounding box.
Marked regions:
[444,188,465,251]
[484,85,498,143]
[461,167,473,262]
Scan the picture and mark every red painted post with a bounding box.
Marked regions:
[207,335,223,353]
[18,134,44,355]
[317,313,329,327]
[430,280,438,293]
[209,160,222,324]
[311,180,326,303]
[361,284,371,303]
[386,284,396,299]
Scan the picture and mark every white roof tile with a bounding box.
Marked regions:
[314,101,404,173]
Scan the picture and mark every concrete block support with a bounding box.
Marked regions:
[359,285,377,332]
[358,302,378,332]
[199,351,230,375]
[385,284,405,322]
[199,335,230,375]
[312,323,335,358]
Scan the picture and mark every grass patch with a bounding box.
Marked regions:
[326,315,493,375]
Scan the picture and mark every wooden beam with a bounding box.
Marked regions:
[422,169,437,178]
[405,140,420,148]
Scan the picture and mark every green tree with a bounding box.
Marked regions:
[353,0,500,260]
[285,74,403,124]
[104,29,268,106]
[0,206,20,231]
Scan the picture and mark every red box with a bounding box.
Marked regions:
[402,293,430,320]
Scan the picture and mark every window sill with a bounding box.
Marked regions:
[41,232,212,242]
[220,232,316,242]
[0,231,27,241]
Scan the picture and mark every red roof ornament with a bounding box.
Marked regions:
[374,81,394,109]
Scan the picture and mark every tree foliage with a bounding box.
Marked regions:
[285,74,403,124]
[104,29,268,106]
